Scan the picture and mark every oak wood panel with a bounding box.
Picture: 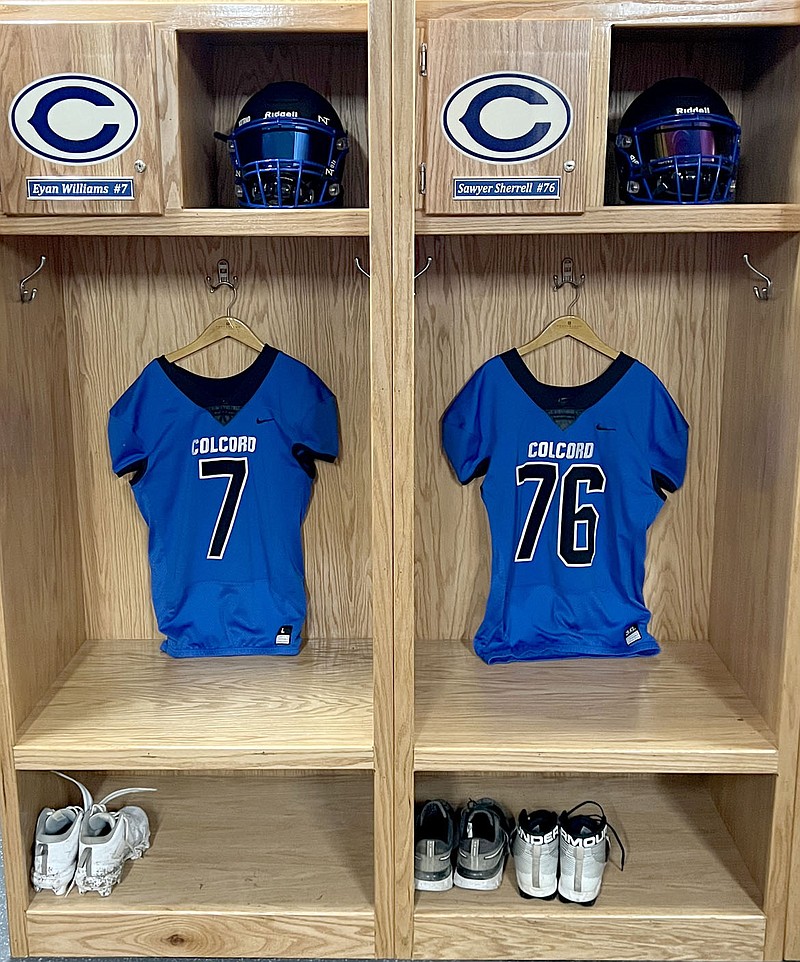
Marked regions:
[415,204,800,234]
[367,0,395,952]
[0,23,164,215]
[709,234,800,961]
[415,639,776,772]
[423,19,591,215]
[191,33,369,210]
[61,236,370,641]
[606,28,746,206]
[416,2,800,26]
[0,239,85,956]
[583,21,612,208]
[392,0,419,956]
[0,209,371,236]
[0,4,369,31]
[413,918,764,961]
[740,28,800,205]
[157,27,183,212]
[15,639,373,769]
[172,33,214,211]
[27,913,375,959]
[414,234,726,644]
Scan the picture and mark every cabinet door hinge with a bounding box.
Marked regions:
[419,42,428,77]
[418,162,427,195]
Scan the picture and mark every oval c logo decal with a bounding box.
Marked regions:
[442,72,572,164]
[9,74,141,165]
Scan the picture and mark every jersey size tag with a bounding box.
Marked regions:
[624,624,642,646]
[275,625,293,646]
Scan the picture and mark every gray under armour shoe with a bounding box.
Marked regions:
[414,799,456,891]
[558,800,625,905]
[454,798,512,891]
[513,808,559,899]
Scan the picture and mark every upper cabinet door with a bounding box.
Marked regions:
[0,22,163,215]
[421,19,591,215]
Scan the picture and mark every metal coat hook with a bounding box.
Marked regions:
[207,259,239,314]
[743,253,772,301]
[553,256,585,293]
[19,254,46,303]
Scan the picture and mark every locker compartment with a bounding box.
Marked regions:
[0,234,375,770]
[412,772,766,961]
[176,32,369,210]
[20,770,374,957]
[606,26,800,206]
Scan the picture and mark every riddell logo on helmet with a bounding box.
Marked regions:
[263,110,298,118]
[675,106,711,114]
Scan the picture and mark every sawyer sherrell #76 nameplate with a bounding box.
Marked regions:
[453,176,561,200]
[26,176,134,200]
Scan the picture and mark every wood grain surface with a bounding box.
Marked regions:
[416,2,800,26]
[415,639,776,772]
[413,233,725,644]
[0,23,164,215]
[422,19,591,215]
[415,204,800,234]
[59,236,371,641]
[412,774,763,960]
[25,772,374,957]
[0,3,368,31]
[15,638,373,769]
[0,209,371,236]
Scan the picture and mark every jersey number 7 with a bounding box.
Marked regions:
[199,457,249,559]
[515,461,606,568]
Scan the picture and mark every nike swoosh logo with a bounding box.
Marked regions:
[256,418,270,424]
[595,424,616,431]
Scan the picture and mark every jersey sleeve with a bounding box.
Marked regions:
[287,364,339,477]
[442,365,490,484]
[647,377,689,499]
[108,382,150,484]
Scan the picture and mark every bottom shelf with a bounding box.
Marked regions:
[413,773,765,961]
[26,773,374,958]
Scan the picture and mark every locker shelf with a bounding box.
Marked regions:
[26,772,375,958]
[0,209,370,237]
[414,204,800,235]
[415,639,776,773]
[412,774,765,961]
[15,639,373,770]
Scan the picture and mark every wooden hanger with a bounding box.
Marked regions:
[517,286,619,360]
[165,281,264,363]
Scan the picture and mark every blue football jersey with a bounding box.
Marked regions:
[108,346,338,658]
[442,351,688,664]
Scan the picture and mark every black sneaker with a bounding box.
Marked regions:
[453,798,513,891]
[414,799,456,891]
[558,800,625,906]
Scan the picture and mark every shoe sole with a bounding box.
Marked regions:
[454,866,503,890]
[518,886,557,900]
[75,836,150,896]
[557,889,598,906]
[414,872,453,892]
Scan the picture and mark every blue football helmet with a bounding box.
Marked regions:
[215,81,348,208]
[615,77,740,204]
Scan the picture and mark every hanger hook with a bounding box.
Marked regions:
[566,283,582,315]
[743,253,772,301]
[354,256,370,279]
[20,254,46,303]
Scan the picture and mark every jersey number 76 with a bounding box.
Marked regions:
[515,461,606,568]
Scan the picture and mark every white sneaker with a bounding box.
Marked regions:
[513,809,559,899]
[558,800,625,905]
[32,804,84,895]
[75,803,152,897]
[31,772,155,897]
